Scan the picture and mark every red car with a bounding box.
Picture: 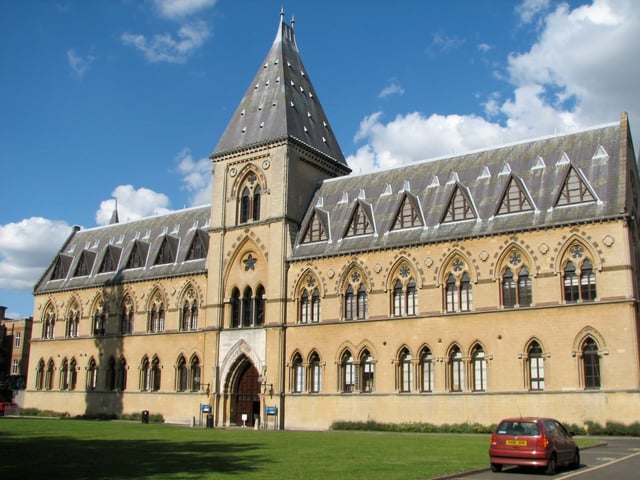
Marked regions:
[489,417,580,475]
[0,401,18,416]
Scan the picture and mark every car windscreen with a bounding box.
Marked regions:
[496,421,540,436]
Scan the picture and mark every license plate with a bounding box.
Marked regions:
[506,440,527,446]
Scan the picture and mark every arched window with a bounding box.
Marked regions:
[528,341,544,391]
[66,307,80,338]
[398,348,413,393]
[231,288,241,328]
[107,357,116,391]
[449,346,464,392]
[141,357,151,391]
[420,348,434,392]
[148,298,165,333]
[406,279,417,315]
[45,359,54,390]
[87,358,98,391]
[309,352,322,393]
[42,306,56,339]
[151,356,161,392]
[177,356,188,392]
[242,287,253,327]
[121,299,134,334]
[93,305,106,336]
[393,280,403,317]
[341,351,356,393]
[255,285,265,326]
[292,353,304,393]
[564,258,596,302]
[344,271,368,321]
[35,359,45,390]
[563,261,579,302]
[502,268,516,308]
[59,358,69,390]
[238,175,262,224]
[580,260,596,301]
[69,358,78,390]
[518,267,532,307]
[361,350,375,393]
[582,338,601,389]
[116,357,127,391]
[191,356,201,392]
[445,271,473,313]
[472,345,487,392]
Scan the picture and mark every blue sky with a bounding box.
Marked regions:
[1,0,639,319]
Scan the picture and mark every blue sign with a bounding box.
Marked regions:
[265,406,277,415]
[200,404,211,413]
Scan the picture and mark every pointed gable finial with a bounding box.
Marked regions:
[109,200,119,225]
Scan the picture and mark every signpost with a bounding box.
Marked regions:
[264,406,278,430]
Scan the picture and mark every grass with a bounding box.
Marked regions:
[0,418,600,479]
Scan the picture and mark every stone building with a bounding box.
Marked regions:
[23,14,640,429]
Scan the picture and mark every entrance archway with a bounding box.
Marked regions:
[231,361,260,426]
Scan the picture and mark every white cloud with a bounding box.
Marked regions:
[378,82,405,99]
[67,48,95,78]
[153,0,217,20]
[516,0,551,24]
[174,148,212,206]
[96,185,172,226]
[348,0,640,175]
[121,20,210,63]
[0,217,72,290]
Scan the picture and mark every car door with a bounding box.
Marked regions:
[545,420,572,463]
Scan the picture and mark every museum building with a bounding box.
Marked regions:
[23,14,640,430]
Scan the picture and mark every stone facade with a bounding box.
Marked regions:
[23,15,640,430]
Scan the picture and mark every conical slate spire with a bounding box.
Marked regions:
[213,14,347,165]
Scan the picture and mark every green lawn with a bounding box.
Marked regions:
[0,418,490,479]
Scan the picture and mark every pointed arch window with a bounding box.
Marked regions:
[398,349,413,393]
[230,285,265,328]
[45,359,55,391]
[69,358,78,390]
[445,271,472,313]
[420,348,434,392]
[242,287,253,327]
[344,274,368,321]
[191,356,201,392]
[472,345,487,392]
[556,167,595,206]
[148,301,165,333]
[392,195,421,229]
[255,285,265,326]
[299,286,321,324]
[361,350,375,393]
[93,302,106,336]
[582,338,601,389]
[528,342,544,391]
[181,300,199,331]
[238,175,262,224]
[502,266,532,308]
[292,353,304,393]
[66,308,80,338]
[87,358,98,391]
[107,357,117,391]
[309,352,322,393]
[121,299,134,334]
[177,356,188,392]
[60,358,69,390]
[231,288,241,328]
[340,351,356,393]
[443,186,475,222]
[42,307,56,339]
[116,357,127,391]
[564,258,596,302]
[449,346,464,392]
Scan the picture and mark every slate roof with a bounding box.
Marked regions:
[292,120,633,260]
[34,206,210,294]
[212,13,346,166]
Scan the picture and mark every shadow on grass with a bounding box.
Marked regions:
[0,431,266,479]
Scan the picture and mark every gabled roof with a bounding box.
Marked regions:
[293,118,635,259]
[34,206,211,294]
[212,12,346,166]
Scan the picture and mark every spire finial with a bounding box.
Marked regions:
[280,7,284,20]
[291,15,295,29]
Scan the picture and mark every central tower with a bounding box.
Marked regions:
[206,12,350,427]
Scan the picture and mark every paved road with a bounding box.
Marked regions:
[456,437,640,479]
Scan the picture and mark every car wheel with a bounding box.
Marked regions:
[544,454,557,475]
[490,463,502,473]
[570,449,580,469]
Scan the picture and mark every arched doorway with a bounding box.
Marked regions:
[231,361,260,426]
